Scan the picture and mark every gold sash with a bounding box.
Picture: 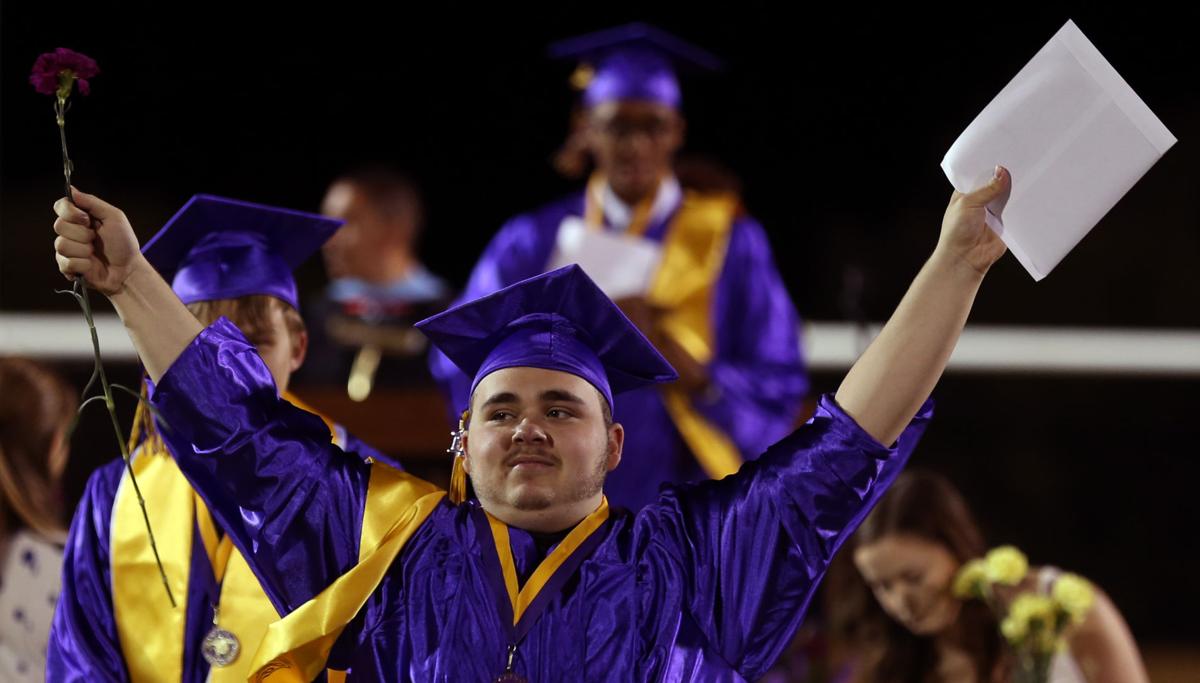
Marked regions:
[110,392,403,682]
[581,179,746,478]
[646,192,744,479]
[249,471,444,682]
[111,435,194,683]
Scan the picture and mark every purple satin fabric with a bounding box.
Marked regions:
[584,51,681,108]
[47,385,383,681]
[471,313,615,409]
[47,454,246,683]
[171,233,299,309]
[151,320,929,681]
[427,190,809,510]
[46,460,127,682]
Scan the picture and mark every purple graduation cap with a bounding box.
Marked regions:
[415,264,678,411]
[548,22,724,110]
[141,194,343,310]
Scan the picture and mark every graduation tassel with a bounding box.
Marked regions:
[448,411,468,504]
[126,388,146,455]
[449,456,468,505]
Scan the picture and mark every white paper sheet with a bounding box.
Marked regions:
[546,217,663,300]
[941,20,1176,280]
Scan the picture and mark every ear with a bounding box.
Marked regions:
[289,328,309,372]
[460,431,472,475]
[605,422,624,472]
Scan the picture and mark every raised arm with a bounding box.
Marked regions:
[835,166,1010,445]
[53,189,202,381]
[52,189,370,611]
[644,170,1010,679]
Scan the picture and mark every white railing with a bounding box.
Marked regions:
[3,314,1199,376]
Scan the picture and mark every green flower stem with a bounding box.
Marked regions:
[54,93,175,608]
[55,97,71,199]
[63,281,176,608]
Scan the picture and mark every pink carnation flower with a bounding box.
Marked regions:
[30,48,100,97]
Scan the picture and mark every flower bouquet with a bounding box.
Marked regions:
[953,546,1095,683]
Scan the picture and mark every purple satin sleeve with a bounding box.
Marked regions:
[428,198,579,419]
[693,216,808,459]
[151,317,370,614]
[642,394,932,681]
[46,460,129,682]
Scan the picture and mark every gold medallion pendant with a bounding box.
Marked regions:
[201,626,241,667]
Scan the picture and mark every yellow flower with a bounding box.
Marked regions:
[1004,593,1056,648]
[1000,613,1028,642]
[985,545,1029,586]
[1052,573,1095,624]
[953,559,987,598]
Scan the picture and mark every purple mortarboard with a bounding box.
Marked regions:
[416,265,678,411]
[548,22,723,110]
[141,194,342,310]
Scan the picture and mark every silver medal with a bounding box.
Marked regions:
[201,626,241,667]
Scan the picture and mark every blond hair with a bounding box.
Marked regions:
[186,294,305,354]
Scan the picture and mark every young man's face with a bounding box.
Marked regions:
[463,367,623,531]
[243,301,305,393]
[587,100,684,204]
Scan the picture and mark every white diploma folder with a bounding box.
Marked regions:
[546,217,663,300]
[941,20,1176,280]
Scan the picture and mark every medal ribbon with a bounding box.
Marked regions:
[473,497,611,677]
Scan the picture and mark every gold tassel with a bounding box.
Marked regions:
[447,411,469,504]
[449,455,467,505]
[126,379,148,455]
[127,377,167,455]
[569,63,595,91]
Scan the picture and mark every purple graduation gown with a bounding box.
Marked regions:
[148,319,928,682]
[45,414,389,682]
[430,190,809,510]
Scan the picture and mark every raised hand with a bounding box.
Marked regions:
[936,166,1011,274]
[53,188,145,295]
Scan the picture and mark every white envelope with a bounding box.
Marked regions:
[942,20,1176,280]
[546,217,663,300]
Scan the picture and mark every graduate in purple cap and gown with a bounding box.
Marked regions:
[47,196,395,683]
[430,24,809,511]
[49,164,1013,681]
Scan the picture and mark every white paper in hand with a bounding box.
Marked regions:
[546,217,663,300]
[942,20,1176,280]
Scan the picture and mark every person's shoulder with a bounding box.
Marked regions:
[501,191,586,231]
[82,456,131,505]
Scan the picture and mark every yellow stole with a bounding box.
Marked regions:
[585,179,744,479]
[648,191,744,479]
[485,498,610,626]
[110,392,410,683]
[249,471,443,682]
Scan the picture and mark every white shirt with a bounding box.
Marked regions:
[598,176,682,233]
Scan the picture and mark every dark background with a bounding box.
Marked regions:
[2,1,1197,646]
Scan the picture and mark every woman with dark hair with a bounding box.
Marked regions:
[831,469,1148,683]
[0,358,76,681]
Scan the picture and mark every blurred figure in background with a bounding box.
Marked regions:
[828,469,1148,683]
[431,24,807,511]
[302,165,452,399]
[0,358,76,682]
